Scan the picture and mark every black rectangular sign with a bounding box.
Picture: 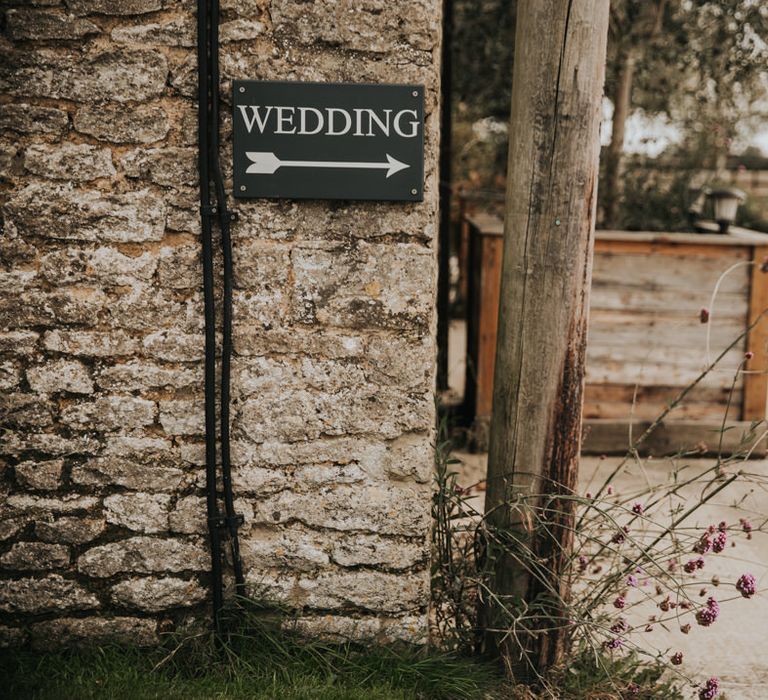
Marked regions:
[232,80,425,202]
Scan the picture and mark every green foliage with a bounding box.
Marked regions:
[606,162,694,231]
[451,0,516,120]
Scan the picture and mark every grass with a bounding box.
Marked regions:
[1,635,687,700]
[1,601,688,699]
[1,606,502,700]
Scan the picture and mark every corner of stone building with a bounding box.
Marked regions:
[0,0,442,648]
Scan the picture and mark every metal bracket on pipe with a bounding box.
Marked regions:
[208,513,245,529]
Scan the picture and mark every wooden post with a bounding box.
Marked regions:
[482,0,609,678]
[743,244,768,420]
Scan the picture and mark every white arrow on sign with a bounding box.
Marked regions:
[245,152,410,179]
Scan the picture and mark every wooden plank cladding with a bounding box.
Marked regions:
[463,214,768,453]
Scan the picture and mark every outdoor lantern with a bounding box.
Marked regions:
[708,187,746,233]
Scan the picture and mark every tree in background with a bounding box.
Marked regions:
[601,0,768,227]
[450,1,768,228]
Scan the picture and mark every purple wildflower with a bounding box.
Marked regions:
[613,595,626,609]
[698,677,720,700]
[610,618,629,634]
[712,531,727,553]
[740,518,753,540]
[693,533,712,554]
[671,651,683,665]
[604,637,623,650]
[631,502,644,515]
[684,556,705,573]
[611,526,630,545]
[736,573,757,599]
[695,597,720,627]
[578,555,588,573]
[627,575,638,587]
[607,485,614,495]
[700,308,710,324]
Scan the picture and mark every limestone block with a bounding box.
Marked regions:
[0,330,39,355]
[251,484,430,536]
[167,495,205,534]
[104,493,172,533]
[107,285,198,333]
[271,0,438,53]
[231,240,291,291]
[290,614,427,644]
[97,360,201,392]
[121,147,197,187]
[231,464,288,495]
[39,247,158,286]
[24,143,114,181]
[30,617,158,650]
[3,49,168,103]
[157,245,200,289]
[111,576,207,612]
[299,570,429,613]
[2,433,100,457]
[0,575,99,613]
[159,399,204,436]
[0,361,20,390]
[77,536,207,577]
[365,334,434,390]
[27,359,94,394]
[35,517,106,544]
[43,329,140,357]
[1,393,53,428]
[291,242,434,330]
[0,104,69,135]
[5,184,165,242]
[232,327,364,359]
[74,103,170,144]
[143,330,205,362]
[220,19,264,42]
[0,542,70,570]
[5,9,100,40]
[60,396,156,431]
[232,287,288,328]
[237,386,431,442]
[242,526,331,572]
[45,287,107,326]
[72,456,187,491]
[67,0,162,14]
[232,199,435,244]
[329,533,427,570]
[14,459,64,490]
[112,18,195,47]
[0,519,26,542]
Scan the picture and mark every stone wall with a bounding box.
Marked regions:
[0,0,441,649]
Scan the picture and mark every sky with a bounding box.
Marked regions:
[601,98,768,158]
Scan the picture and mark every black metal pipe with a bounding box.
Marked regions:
[436,0,453,392]
[197,0,224,632]
[209,0,245,595]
